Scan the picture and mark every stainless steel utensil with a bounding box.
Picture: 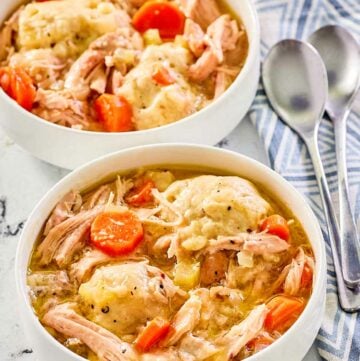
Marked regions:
[308,25,360,287]
[262,39,360,311]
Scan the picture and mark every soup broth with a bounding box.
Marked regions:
[28,167,314,360]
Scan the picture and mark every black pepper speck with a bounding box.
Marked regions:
[101,306,110,313]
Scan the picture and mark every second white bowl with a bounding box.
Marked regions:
[0,0,260,169]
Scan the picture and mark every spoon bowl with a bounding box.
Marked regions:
[262,39,327,137]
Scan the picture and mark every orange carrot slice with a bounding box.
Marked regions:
[94,94,133,132]
[265,295,305,333]
[91,211,143,256]
[152,66,176,86]
[260,214,290,241]
[0,67,36,111]
[135,317,171,352]
[133,1,185,39]
[125,179,155,207]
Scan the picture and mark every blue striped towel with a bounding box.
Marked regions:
[221,1,360,360]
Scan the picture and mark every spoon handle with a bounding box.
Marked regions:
[306,135,360,311]
[333,114,360,287]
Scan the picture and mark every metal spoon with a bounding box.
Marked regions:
[262,39,360,311]
[308,25,360,287]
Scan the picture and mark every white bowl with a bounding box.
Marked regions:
[0,0,259,170]
[15,144,327,361]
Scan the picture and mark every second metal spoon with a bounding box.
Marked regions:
[262,39,360,311]
[308,25,360,287]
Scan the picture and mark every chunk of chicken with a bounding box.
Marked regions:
[27,271,74,299]
[82,184,112,210]
[9,49,66,88]
[33,89,97,130]
[53,219,92,268]
[42,303,138,361]
[0,7,22,61]
[284,248,314,295]
[184,19,206,57]
[79,262,185,336]
[189,15,241,81]
[217,304,268,359]
[162,294,202,346]
[180,0,221,30]
[70,248,116,283]
[36,205,105,265]
[64,29,143,95]
[88,64,108,94]
[44,191,82,236]
[204,232,289,255]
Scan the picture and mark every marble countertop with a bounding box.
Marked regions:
[0,117,320,361]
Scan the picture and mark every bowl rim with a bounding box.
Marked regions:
[15,143,327,361]
[0,0,259,137]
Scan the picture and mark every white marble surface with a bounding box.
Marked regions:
[0,116,321,361]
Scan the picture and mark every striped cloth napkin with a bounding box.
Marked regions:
[221,1,360,360]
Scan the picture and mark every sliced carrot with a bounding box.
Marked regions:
[135,317,171,353]
[0,67,36,111]
[265,295,305,333]
[125,179,155,207]
[152,66,176,86]
[260,214,290,241]
[94,94,133,132]
[301,263,313,289]
[132,1,185,39]
[90,210,144,256]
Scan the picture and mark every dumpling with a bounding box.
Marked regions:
[117,43,208,130]
[17,0,129,58]
[78,262,185,336]
[163,175,271,243]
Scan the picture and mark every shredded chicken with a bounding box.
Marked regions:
[28,271,74,299]
[184,19,206,57]
[163,294,202,346]
[83,185,112,210]
[43,303,138,361]
[70,248,115,283]
[204,232,289,255]
[189,15,240,81]
[136,188,184,228]
[33,89,96,129]
[284,248,314,295]
[217,304,268,359]
[64,29,143,95]
[180,0,221,29]
[115,176,133,205]
[9,49,66,88]
[44,191,82,236]
[37,206,105,265]
[54,219,92,268]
